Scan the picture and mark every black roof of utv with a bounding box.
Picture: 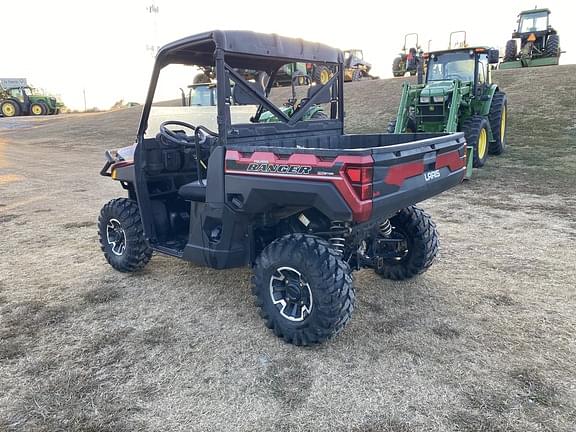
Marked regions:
[157,30,343,69]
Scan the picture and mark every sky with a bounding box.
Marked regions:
[2,0,574,110]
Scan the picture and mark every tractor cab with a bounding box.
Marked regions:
[180,83,218,107]
[516,9,551,36]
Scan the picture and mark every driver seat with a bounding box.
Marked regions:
[178,180,207,202]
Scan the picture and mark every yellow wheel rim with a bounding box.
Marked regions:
[320,69,330,84]
[500,106,506,143]
[478,128,487,159]
[2,104,15,117]
[31,105,42,115]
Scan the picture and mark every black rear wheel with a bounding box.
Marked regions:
[1,100,20,117]
[312,65,331,85]
[461,116,490,168]
[310,110,328,120]
[392,57,405,77]
[252,234,355,345]
[98,198,152,272]
[545,34,560,57]
[488,92,507,155]
[374,206,439,281]
[504,39,517,61]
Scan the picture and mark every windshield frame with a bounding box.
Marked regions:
[425,51,477,83]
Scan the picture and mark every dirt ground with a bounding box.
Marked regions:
[0,65,575,432]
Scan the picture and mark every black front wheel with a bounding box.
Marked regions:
[374,206,439,281]
[252,234,355,345]
[98,198,152,272]
[462,116,490,168]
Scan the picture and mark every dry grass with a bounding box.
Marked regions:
[0,66,575,431]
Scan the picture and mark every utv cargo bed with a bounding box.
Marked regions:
[224,132,466,222]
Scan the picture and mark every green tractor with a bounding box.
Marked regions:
[501,8,562,69]
[389,46,506,172]
[258,75,327,122]
[0,78,60,117]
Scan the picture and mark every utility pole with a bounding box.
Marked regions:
[145,3,160,57]
[83,89,87,112]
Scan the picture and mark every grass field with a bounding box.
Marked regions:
[0,65,575,432]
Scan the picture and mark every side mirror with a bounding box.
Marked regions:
[488,49,499,64]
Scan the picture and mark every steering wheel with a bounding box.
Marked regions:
[159,120,196,146]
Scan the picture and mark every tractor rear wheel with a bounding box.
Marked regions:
[98,198,152,272]
[392,57,405,77]
[488,92,508,155]
[387,117,417,133]
[504,40,517,61]
[310,111,328,120]
[462,116,490,168]
[1,100,20,117]
[252,234,355,345]
[313,66,331,85]
[545,34,560,57]
[374,206,439,281]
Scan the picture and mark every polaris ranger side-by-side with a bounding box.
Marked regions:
[99,31,467,345]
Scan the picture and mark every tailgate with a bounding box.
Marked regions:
[370,133,466,220]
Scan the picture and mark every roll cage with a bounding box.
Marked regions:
[137,30,345,145]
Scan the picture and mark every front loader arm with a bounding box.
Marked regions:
[445,81,462,133]
[394,82,411,133]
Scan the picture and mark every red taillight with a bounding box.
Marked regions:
[344,165,373,201]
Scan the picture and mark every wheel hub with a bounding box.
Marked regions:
[269,267,312,322]
[106,218,126,256]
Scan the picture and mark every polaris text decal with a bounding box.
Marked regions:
[247,163,313,175]
[424,170,441,181]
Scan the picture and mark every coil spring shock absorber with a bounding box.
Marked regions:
[329,221,347,255]
[379,219,392,237]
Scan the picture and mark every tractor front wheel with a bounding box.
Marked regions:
[462,116,490,168]
[504,40,517,61]
[30,103,47,116]
[252,234,355,345]
[374,206,439,281]
[98,198,152,272]
[1,100,20,117]
[387,117,417,133]
[488,92,508,155]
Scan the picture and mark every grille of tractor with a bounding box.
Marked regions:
[418,103,446,123]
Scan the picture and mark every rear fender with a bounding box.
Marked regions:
[479,84,499,116]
